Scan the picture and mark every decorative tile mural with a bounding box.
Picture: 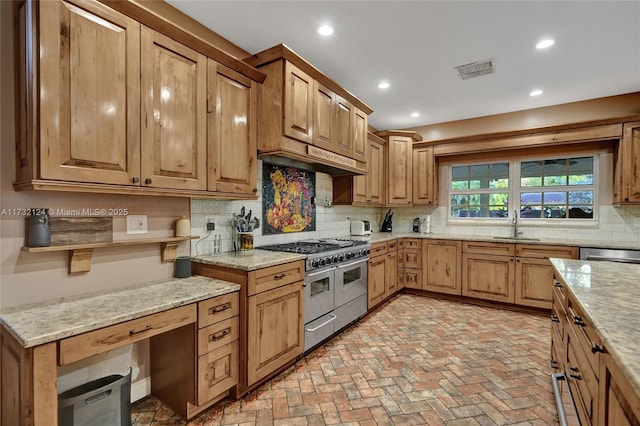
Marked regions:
[262,163,316,234]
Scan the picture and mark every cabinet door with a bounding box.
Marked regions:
[141,27,207,190]
[284,62,313,143]
[368,255,386,309]
[386,250,398,296]
[352,108,367,162]
[423,240,462,295]
[599,353,640,425]
[39,0,140,185]
[247,282,304,386]
[352,174,367,204]
[367,139,385,205]
[386,136,413,206]
[335,95,353,158]
[618,121,640,203]
[207,61,257,195]
[462,253,515,303]
[312,81,336,151]
[515,257,553,309]
[413,146,435,206]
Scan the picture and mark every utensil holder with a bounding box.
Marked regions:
[236,232,254,253]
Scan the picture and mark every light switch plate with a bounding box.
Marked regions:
[126,215,147,234]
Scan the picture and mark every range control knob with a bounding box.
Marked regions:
[332,255,339,263]
[319,258,326,266]
[345,252,353,260]
[339,254,345,262]
[311,260,319,268]
[360,249,369,256]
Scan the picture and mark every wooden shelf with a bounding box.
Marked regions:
[22,236,198,275]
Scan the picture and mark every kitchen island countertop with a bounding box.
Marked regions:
[550,258,640,397]
[0,276,240,348]
[192,250,306,271]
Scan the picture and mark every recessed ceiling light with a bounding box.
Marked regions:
[378,82,390,89]
[536,39,555,49]
[317,25,334,36]
[410,112,420,118]
[530,89,543,97]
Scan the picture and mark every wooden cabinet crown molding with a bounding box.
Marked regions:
[245,43,372,114]
[98,0,265,83]
[375,130,423,142]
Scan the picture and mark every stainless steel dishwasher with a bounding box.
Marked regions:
[579,247,640,264]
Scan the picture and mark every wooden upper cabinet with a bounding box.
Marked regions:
[312,81,336,151]
[207,61,257,195]
[335,96,353,158]
[615,121,640,204]
[386,136,413,206]
[367,137,385,205]
[37,0,141,185]
[284,62,314,143]
[140,27,207,190]
[352,108,367,163]
[413,146,437,206]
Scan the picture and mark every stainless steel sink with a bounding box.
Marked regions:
[492,236,541,241]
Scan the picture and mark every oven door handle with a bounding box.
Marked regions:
[336,259,367,270]
[306,267,336,278]
[585,255,640,264]
[305,314,337,332]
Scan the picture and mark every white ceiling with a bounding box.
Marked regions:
[167,1,640,130]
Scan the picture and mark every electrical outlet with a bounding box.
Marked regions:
[207,222,215,231]
[126,215,147,234]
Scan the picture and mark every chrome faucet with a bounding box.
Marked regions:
[512,210,522,238]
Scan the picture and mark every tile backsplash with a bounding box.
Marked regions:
[191,160,640,255]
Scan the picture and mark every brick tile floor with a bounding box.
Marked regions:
[132,294,558,425]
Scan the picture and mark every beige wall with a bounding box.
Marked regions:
[0,1,192,310]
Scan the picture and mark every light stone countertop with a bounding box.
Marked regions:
[550,258,640,396]
[192,250,306,271]
[0,276,240,348]
[350,232,640,250]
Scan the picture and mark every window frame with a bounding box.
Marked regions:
[447,153,599,225]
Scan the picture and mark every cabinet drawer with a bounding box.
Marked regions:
[198,317,239,356]
[248,261,305,296]
[399,238,421,249]
[399,249,421,269]
[370,242,388,256]
[552,276,567,307]
[516,244,578,259]
[198,292,239,329]
[567,328,598,425]
[400,269,422,290]
[567,296,603,374]
[197,340,238,406]
[59,304,196,365]
[463,241,515,256]
[387,239,398,251]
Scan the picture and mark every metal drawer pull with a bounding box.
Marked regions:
[209,303,230,314]
[569,366,578,372]
[572,316,585,327]
[274,273,287,280]
[551,315,560,323]
[591,342,605,353]
[129,324,152,335]
[569,373,581,380]
[553,280,563,288]
[305,314,336,332]
[209,329,230,341]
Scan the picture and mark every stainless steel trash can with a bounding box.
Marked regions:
[58,368,132,426]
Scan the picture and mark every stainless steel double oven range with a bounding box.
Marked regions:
[259,239,370,351]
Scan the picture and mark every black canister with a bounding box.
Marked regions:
[174,256,191,278]
[28,208,51,247]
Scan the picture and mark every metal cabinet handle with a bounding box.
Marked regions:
[145,178,152,184]
[553,280,563,288]
[129,324,152,335]
[209,329,230,341]
[569,373,581,380]
[274,273,287,280]
[551,315,559,323]
[132,177,140,183]
[591,342,605,353]
[552,373,577,426]
[209,303,230,314]
[573,315,585,327]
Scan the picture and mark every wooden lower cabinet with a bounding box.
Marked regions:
[462,252,515,303]
[247,281,304,386]
[422,240,461,295]
[599,353,640,425]
[367,240,398,309]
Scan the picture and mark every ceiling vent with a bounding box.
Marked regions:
[455,58,495,80]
